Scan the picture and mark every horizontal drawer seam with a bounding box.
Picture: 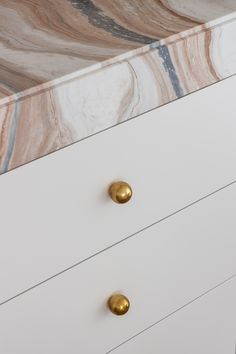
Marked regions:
[1,178,236,307]
[106,274,236,354]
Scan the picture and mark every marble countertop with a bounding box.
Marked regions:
[1,0,236,174]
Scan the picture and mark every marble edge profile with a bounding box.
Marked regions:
[0,11,236,110]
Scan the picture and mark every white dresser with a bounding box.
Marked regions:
[0,1,236,353]
[1,74,236,353]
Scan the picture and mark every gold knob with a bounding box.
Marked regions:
[107,294,130,316]
[109,181,132,204]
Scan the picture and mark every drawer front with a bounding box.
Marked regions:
[1,182,236,354]
[110,278,236,354]
[1,75,236,303]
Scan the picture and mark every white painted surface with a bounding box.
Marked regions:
[1,76,236,303]
[0,182,236,354]
[111,277,236,354]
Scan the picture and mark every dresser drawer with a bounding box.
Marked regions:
[1,182,236,354]
[110,277,236,354]
[1,75,236,303]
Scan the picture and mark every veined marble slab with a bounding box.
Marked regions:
[1,1,236,173]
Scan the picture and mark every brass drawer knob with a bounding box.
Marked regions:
[108,181,132,204]
[107,294,130,316]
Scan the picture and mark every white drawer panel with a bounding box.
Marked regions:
[0,181,236,354]
[111,278,236,354]
[1,75,236,303]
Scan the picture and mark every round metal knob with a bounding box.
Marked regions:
[108,181,132,204]
[107,294,130,316]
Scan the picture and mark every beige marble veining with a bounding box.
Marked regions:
[1,1,236,173]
